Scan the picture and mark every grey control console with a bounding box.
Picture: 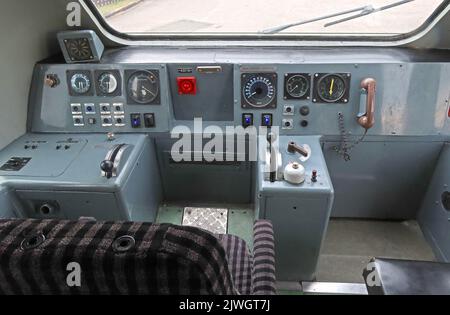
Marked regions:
[0,133,162,221]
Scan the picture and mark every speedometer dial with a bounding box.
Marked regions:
[242,73,277,108]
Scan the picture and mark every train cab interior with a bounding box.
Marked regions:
[0,0,449,296]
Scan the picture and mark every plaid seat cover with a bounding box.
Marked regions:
[0,219,237,295]
[218,220,276,295]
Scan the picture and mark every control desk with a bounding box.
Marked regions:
[1,47,449,281]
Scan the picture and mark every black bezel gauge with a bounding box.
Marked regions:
[126,70,160,105]
[284,73,311,100]
[241,73,277,109]
[95,70,122,97]
[313,73,351,104]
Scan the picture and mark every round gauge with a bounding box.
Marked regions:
[98,72,118,95]
[317,74,347,103]
[286,74,310,99]
[242,74,277,108]
[127,71,159,104]
[70,73,91,95]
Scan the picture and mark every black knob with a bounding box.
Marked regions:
[100,160,114,179]
[300,106,310,116]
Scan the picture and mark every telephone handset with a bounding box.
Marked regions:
[335,78,376,161]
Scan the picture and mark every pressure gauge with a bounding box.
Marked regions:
[70,73,91,95]
[98,72,119,95]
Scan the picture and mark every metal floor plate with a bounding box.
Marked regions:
[182,207,228,234]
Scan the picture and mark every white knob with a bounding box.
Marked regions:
[284,162,306,184]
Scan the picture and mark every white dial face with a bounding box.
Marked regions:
[70,73,91,95]
[98,73,118,94]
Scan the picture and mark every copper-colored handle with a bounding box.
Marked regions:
[358,78,376,130]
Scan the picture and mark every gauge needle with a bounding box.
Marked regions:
[329,79,335,96]
[142,86,156,96]
[289,85,299,93]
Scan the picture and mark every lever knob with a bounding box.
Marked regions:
[100,160,114,179]
[287,142,309,157]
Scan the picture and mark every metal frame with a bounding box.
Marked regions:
[80,0,450,47]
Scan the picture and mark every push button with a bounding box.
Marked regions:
[130,113,141,128]
[242,114,253,128]
[177,77,197,95]
[144,113,155,128]
[261,114,273,127]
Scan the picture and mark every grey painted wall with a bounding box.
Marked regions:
[0,1,68,150]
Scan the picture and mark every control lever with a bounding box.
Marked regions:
[287,141,309,158]
[100,160,114,179]
[101,143,129,179]
[267,132,278,183]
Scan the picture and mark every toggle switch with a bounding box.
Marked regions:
[144,113,155,128]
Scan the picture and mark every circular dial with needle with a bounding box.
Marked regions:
[98,72,119,95]
[317,74,347,103]
[127,71,159,104]
[242,74,277,108]
[285,74,310,99]
[70,73,91,95]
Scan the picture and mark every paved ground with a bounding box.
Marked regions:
[104,0,443,35]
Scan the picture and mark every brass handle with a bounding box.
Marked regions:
[358,78,376,130]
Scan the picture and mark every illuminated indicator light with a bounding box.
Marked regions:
[177,77,197,95]
[261,114,273,127]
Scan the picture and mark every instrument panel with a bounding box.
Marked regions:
[45,66,355,133]
[31,48,450,138]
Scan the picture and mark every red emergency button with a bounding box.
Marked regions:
[177,77,197,95]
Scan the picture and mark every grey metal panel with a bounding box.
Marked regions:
[0,133,161,222]
[29,49,450,137]
[100,47,450,64]
[167,64,234,121]
[233,63,450,137]
[0,187,16,219]
[418,143,450,262]
[258,136,334,281]
[120,137,162,222]
[155,136,253,204]
[30,64,171,133]
[323,140,443,219]
[15,190,122,221]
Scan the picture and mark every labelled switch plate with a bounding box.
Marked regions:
[282,118,294,130]
[0,157,32,172]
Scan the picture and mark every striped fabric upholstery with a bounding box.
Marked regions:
[217,234,252,295]
[218,220,276,295]
[252,220,276,295]
[0,219,275,295]
[0,219,237,295]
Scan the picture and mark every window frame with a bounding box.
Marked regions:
[81,0,450,45]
